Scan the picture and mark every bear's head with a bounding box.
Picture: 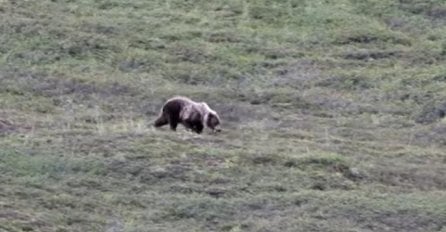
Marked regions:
[200,102,222,133]
[206,112,221,132]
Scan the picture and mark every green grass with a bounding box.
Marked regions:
[1,0,446,231]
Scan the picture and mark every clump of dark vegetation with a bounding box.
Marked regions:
[416,100,446,124]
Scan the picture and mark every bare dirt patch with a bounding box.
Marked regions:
[371,164,446,190]
[415,124,446,146]
[416,100,446,124]
[0,209,50,232]
[0,69,135,99]
[0,118,31,135]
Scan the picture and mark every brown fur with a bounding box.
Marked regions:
[154,96,221,134]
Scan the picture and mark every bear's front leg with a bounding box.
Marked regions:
[193,123,204,134]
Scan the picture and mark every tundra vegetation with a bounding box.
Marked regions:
[0,0,446,231]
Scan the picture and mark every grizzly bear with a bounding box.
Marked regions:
[153,96,221,134]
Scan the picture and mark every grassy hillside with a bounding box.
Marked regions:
[1,0,446,231]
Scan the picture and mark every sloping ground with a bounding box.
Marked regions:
[0,0,446,231]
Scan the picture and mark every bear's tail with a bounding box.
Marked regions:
[154,113,168,127]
